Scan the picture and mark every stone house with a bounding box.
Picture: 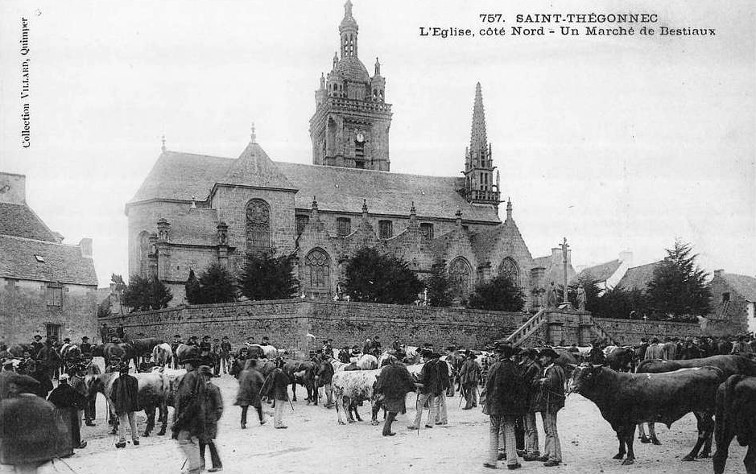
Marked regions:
[708,270,756,335]
[0,172,99,345]
[575,250,633,293]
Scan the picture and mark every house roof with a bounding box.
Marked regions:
[532,255,550,269]
[218,142,295,190]
[721,273,756,302]
[617,261,661,291]
[577,259,621,282]
[0,202,59,242]
[468,219,532,263]
[0,235,98,286]
[128,148,502,224]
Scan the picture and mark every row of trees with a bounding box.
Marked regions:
[109,240,709,318]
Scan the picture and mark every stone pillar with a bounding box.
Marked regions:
[530,266,546,311]
[148,233,158,278]
[217,222,229,268]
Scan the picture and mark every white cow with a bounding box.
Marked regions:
[331,369,381,425]
[151,343,173,367]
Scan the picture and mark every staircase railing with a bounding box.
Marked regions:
[506,309,548,347]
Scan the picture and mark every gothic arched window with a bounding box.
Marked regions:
[499,257,520,286]
[449,257,473,300]
[246,199,270,252]
[305,248,331,298]
[138,231,150,277]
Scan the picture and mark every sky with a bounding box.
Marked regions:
[1,0,754,287]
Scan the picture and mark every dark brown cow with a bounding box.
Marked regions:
[130,338,163,364]
[713,375,756,474]
[605,346,637,372]
[282,359,316,402]
[636,355,756,449]
[569,364,724,465]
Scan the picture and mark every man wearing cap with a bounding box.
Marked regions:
[484,344,526,470]
[173,347,207,473]
[79,337,93,358]
[236,358,266,429]
[260,358,291,429]
[48,373,88,450]
[532,348,565,467]
[459,351,481,410]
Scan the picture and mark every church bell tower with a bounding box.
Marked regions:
[462,82,500,206]
[310,1,392,171]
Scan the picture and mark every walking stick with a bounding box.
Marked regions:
[289,396,295,411]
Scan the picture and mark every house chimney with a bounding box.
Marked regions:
[619,250,633,265]
[713,269,724,278]
[79,238,93,258]
[0,172,27,205]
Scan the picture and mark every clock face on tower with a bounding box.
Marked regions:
[356,132,365,143]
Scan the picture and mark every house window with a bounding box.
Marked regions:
[722,292,730,303]
[46,283,63,307]
[296,214,310,235]
[337,217,351,236]
[246,199,271,251]
[420,223,434,240]
[45,323,61,341]
[449,257,473,300]
[379,220,393,239]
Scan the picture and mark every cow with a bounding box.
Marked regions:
[713,375,756,474]
[282,359,316,403]
[331,368,382,425]
[102,342,136,368]
[130,338,163,364]
[636,355,756,447]
[151,343,173,368]
[568,364,724,465]
[356,354,378,370]
[604,346,637,372]
[86,370,171,437]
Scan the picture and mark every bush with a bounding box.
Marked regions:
[123,275,173,311]
[197,264,237,304]
[468,274,524,312]
[239,250,299,300]
[343,247,424,305]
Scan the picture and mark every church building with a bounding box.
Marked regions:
[126,2,564,308]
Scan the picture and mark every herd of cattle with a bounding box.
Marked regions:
[12,337,754,473]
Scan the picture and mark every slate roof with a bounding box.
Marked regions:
[219,142,295,190]
[275,162,501,223]
[577,259,621,282]
[469,219,532,263]
[0,235,98,286]
[617,261,661,291]
[128,148,502,224]
[721,273,756,302]
[129,151,232,203]
[0,202,58,242]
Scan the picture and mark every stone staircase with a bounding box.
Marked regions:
[506,309,547,347]
[590,318,619,346]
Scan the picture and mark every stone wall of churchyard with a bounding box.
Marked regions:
[593,317,706,345]
[100,300,524,352]
[1,278,98,346]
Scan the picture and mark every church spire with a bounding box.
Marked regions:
[468,82,488,170]
[461,82,499,206]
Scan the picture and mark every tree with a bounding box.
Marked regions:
[197,264,237,304]
[122,275,173,312]
[343,247,424,305]
[647,240,711,317]
[426,260,453,307]
[239,250,299,301]
[184,269,202,305]
[467,274,525,312]
[592,286,650,319]
[562,277,601,312]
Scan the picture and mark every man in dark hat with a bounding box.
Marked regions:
[173,347,207,473]
[48,373,88,450]
[520,348,542,461]
[79,336,92,357]
[260,358,291,429]
[31,335,44,358]
[459,351,481,410]
[198,365,223,472]
[409,351,447,430]
[484,343,526,470]
[111,364,140,448]
[220,336,232,375]
[533,348,565,467]
[374,356,416,436]
[200,336,212,353]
